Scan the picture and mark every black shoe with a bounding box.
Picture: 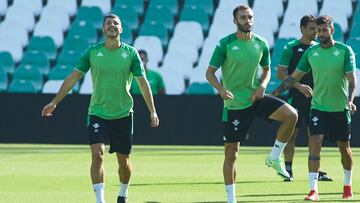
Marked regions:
[318,171,333,181]
[284,175,294,182]
[117,196,128,203]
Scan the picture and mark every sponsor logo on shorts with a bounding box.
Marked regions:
[232,119,240,131]
[93,123,100,133]
[312,116,319,126]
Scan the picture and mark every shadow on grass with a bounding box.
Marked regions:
[129,180,290,187]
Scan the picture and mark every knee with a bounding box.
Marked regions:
[285,108,298,124]
[92,150,104,164]
[118,158,130,169]
[225,145,238,162]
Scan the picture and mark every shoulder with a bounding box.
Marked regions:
[334,41,354,53]
[252,33,269,48]
[88,42,105,51]
[120,42,138,53]
[218,33,237,46]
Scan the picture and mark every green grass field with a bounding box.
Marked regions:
[0,144,358,203]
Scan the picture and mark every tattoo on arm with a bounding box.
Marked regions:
[348,80,356,102]
[271,76,297,96]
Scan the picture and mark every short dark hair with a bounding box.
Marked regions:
[138,49,147,58]
[316,15,334,28]
[233,5,251,19]
[300,15,317,28]
[103,14,121,27]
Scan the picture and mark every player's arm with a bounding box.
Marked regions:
[251,65,270,102]
[345,46,357,114]
[41,70,84,116]
[271,70,307,97]
[136,76,159,127]
[206,67,233,100]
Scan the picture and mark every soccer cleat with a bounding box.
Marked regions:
[117,196,128,203]
[265,156,290,179]
[342,185,353,199]
[318,171,333,181]
[283,176,294,182]
[305,190,319,201]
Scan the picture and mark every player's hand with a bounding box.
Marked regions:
[251,86,265,102]
[219,88,234,100]
[349,102,356,114]
[41,102,57,117]
[296,84,313,98]
[150,111,159,127]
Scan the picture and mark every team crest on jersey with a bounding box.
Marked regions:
[121,52,129,58]
[232,45,239,51]
[297,48,304,52]
[254,43,260,50]
[333,50,340,56]
[96,52,104,57]
[312,51,319,56]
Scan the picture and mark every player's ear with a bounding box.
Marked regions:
[233,18,237,25]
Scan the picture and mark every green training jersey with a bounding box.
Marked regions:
[131,69,165,95]
[76,42,145,119]
[297,42,356,112]
[209,33,270,110]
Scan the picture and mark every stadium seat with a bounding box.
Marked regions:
[46,0,77,17]
[252,5,279,33]
[157,67,185,95]
[13,0,43,16]
[162,53,194,79]
[63,36,89,54]
[322,0,353,18]
[0,68,7,92]
[183,0,214,17]
[49,65,74,80]
[252,0,283,18]
[8,79,38,93]
[189,67,207,84]
[114,0,144,16]
[349,23,360,39]
[81,0,111,15]
[166,38,199,64]
[0,0,7,16]
[253,22,275,48]
[172,21,204,49]
[40,5,70,32]
[139,22,169,48]
[112,6,139,32]
[27,36,57,61]
[187,82,215,95]
[180,6,209,33]
[21,51,50,76]
[79,72,93,94]
[57,51,82,67]
[5,5,35,32]
[42,80,79,94]
[133,36,163,65]
[0,35,23,62]
[0,51,15,74]
[12,65,43,91]
[68,20,98,44]
[333,23,344,42]
[0,21,29,48]
[75,6,104,29]
[33,20,64,48]
[148,0,179,16]
[145,6,174,31]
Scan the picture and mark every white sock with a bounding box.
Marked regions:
[344,169,352,186]
[269,140,286,160]
[225,184,236,202]
[309,172,319,191]
[119,182,129,198]
[93,183,105,203]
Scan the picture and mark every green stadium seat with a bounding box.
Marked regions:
[0,51,15,74]
[180,6,209,33]
[112,6,139,32]
[139,22,169,48]
[68,20,98,44]
[27,36,57,61]
[8,79,38,93]
[349,23,360,39]
[183,0,214,17]
[57,51,82,66]
[75,6,103,29]
[145,6,174,31]
[63,36,89,54]
[13,65,43,91]
[148,0,178,16]
[21,51,50,76]
[49,64,74,80]
[271,51,282,68]
[334,23,344,42]
[114,0,144,16]
[187,82,215,94]
[0,68,7,92]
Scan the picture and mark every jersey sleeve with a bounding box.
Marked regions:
[344,46,356,73]
[75,47,91,73]
[296,49,311,73]
[259,40,270,67]
[278,44,293,67]
[131,49,145,77]
[157,72,165,89]
[209,41,226,69]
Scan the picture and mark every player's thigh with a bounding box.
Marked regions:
[329,110,351,142]
[222,108,255,143]
[108,113,133,155]
[291,96,311,129]
[255,95,296,122]
[88,115,108,145]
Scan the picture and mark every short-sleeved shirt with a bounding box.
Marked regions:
[209,33,270,110]
[296,42,356,112]
[130,69,165,95]
[76,42,145,119]
[279,39,314,98]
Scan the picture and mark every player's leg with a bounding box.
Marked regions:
[116,153,131,203]
[88,115,107,203]
[224,142,239,203]
[283,128,299,181]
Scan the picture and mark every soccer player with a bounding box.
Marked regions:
[130,49,166,95]
[277,15,333,182]
[41,14,159,203]
[272,15,356,201]
[206,5,298,203]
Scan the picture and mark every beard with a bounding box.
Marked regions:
[318,36,330,44]
[236,21,252,33]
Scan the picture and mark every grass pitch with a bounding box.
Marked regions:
[0,144,358,202]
